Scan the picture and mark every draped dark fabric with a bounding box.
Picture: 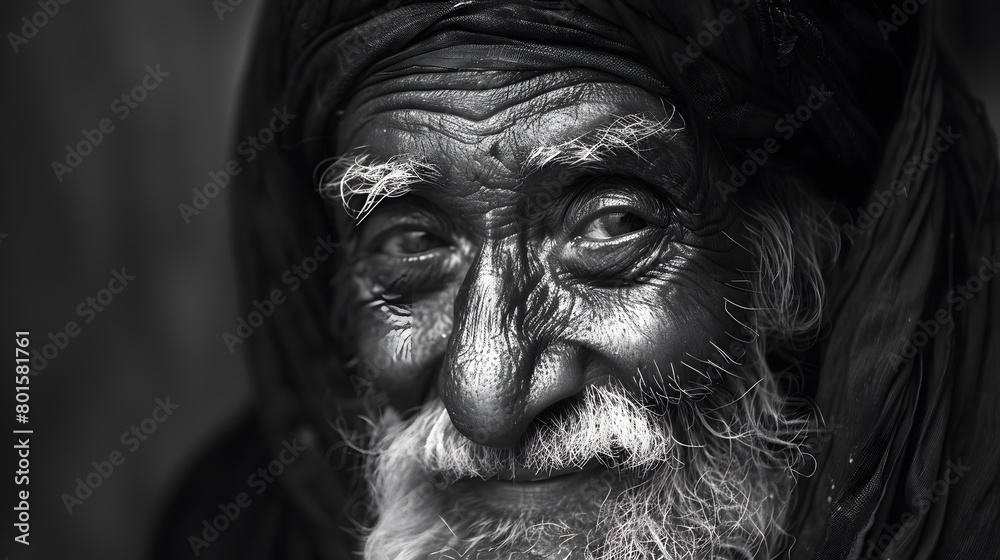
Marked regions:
[156,1,1000,558]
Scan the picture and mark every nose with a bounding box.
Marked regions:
[439,236,583,448]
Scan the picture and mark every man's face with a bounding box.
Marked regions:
[329,69,803,558]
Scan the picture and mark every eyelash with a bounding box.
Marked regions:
[564,180,669,232]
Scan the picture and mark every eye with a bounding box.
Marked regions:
[377,229,448,257]
[576,211,649,240]
[558,179,672,282]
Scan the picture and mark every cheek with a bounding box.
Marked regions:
[355,286,457,408]
[567,245,755,393]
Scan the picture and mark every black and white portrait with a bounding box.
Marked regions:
[3,1,999,559]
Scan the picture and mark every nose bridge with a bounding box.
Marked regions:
[440,234,535,448]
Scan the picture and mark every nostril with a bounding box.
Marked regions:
[453,388,588,451]
[524,343,585,422]
[467,421,525,449]
[441,344,585,449]
[446,401,530,449]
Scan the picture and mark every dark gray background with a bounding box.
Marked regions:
[0,1,997,559]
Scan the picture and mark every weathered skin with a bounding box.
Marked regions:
[333,67,754,472]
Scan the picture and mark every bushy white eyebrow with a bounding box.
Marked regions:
[319,113,682,223]
[523,112,684,172]
[318,153,438,224]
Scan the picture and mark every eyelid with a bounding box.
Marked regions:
[572,226,653,248]
[356,202,450,253]
[570,207,645,241]
[370,223,433,249]
[563,179,667,236]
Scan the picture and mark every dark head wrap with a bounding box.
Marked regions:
[197,1,1000,558]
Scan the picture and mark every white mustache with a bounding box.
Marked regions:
[373,383,686,483]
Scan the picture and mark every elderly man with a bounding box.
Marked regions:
[157,1,999,559]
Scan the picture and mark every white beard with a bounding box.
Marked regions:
[359,353,809,560]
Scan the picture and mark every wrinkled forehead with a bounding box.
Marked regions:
[334,67,679,166]
[325,12,669,152]
[324,64,702,229]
